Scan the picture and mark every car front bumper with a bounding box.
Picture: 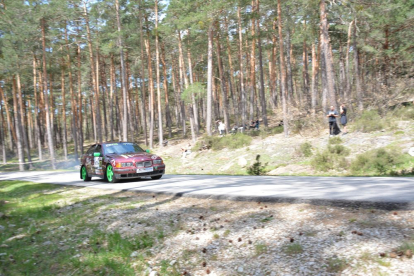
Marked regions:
[113,166,165,179]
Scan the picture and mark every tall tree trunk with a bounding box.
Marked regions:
[154,0,163,147]
[285,26,294,107]
[302,38,310,110]
[345,20,353,101]
[249,0,256,121]
[320,0,338,110]
[109,54,115,141]
[32,55,43,160]
[115,0,128,141]
[206,23,214,136]
[237,5,247,127]
[138,0,148,146]
[256,0,268,127]
[215,26,230,133]
[41,18,56,169]
[187,41,199,134]
[76,43,84,154]
[311,43,318,116]
[0,85,16,149]
[144,25,155,148]
[65,26,78,160]
[0,100,6,164]
[12,77,25,171]
[224,17,239,125]
[353,20,363,110]
[60,62,67,160]
[277,0,289,136]
[161,43,172,138]
[177,31,190,138]
[83,3,102,143]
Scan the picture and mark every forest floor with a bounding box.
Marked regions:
[1,180,414,276]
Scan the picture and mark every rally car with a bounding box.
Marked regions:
[80,142,165,183]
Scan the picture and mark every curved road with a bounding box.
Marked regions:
[1,171,414,209]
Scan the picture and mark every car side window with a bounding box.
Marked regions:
[94,145,102,154]
[86,145,96,155]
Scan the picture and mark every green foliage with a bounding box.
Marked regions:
[298,142,313,157]
[283,243,304,255]
[350,148,404,175]
[255,243,267,256]
[247,155,267,176]
[328,136,343,145]
[391,106,414,120]
[194,134,252,151]
[353,110,386,133]
[326,258,348,273]
[311,140,350,172]
[181,82,206,104]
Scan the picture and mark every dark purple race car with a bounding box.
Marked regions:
[80,142,165,183]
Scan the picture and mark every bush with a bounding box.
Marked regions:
[311,143,350,172]
[391,105,414,120]
[328,136,343,145]
[194,133,252,151]
[298,142,313,157]
[353,110,386,133]
[350,148,404,175]
[247,155,267,175]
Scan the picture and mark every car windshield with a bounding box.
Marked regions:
[103,143,145,154]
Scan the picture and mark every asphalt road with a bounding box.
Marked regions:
[2,171,414,208]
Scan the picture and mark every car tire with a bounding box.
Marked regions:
[81,166,92,181]
[151,175,163,180]
[106,165,119,183]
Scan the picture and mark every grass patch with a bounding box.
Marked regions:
[352,110,387,133]
[255,243,267,256]
[297,142,313,157]
[311,139,350,172]
[0,180,157,276]
[283,243,303,255]
[350,147,407,175]
[193,133,252,151]
[326,257,348,273]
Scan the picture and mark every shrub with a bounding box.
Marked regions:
[298,142,313,157]
[353,110,386,133]
[247,155,268,175]
[328,136,343,145]
[350,148,404,175]
[311,143,350,172]
[194,133,252,151]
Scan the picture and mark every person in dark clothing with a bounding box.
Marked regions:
[340,103,348,135]
[326,105,341,136]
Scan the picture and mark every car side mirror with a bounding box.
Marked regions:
[146,149,150,153]
[93,152,101,157]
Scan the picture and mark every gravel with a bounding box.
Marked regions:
[80,190,414,275]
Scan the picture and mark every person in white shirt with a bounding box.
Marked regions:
[218,121,226,136]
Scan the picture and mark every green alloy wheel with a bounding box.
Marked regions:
[106,165,118,183]
[81,166,91,181]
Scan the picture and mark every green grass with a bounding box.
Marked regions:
[0,180,157,275]
[326,257,348,273]
[350,147,410,175]
[283,243,304,255]
[255,243,267,256]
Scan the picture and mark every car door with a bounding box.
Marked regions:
[84,145,96,175]
[92,144,103,176]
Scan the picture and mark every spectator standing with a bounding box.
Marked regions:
[340,103,348,135]
[218,121,226,136]
[326,105,341,137]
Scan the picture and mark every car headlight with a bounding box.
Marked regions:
[115,162,134,168]
[153,159,163,165]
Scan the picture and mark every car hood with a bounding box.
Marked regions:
[105,152,159,161]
